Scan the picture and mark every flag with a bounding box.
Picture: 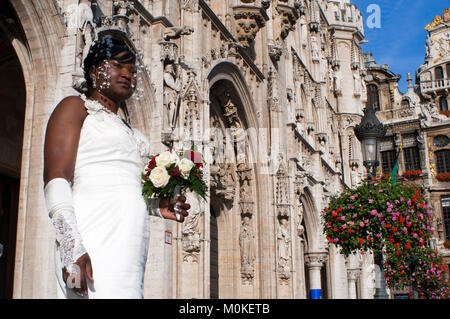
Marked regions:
[389,144,403,184]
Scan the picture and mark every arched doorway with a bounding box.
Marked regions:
[0,2,26,298]
[207,62,261,298]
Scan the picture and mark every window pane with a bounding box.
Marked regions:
[403,147,421,171]
[367,84,380,111]
[435,66,444,80]
[441,196,450,241]
[435,150,450,174]
[440,97,448,112]
[381,150,396,175]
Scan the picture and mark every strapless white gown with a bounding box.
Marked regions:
[55,96,153,299]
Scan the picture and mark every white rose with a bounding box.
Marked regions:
[156,150,179,168]
[149,166,170,188]
[178,158,195,179]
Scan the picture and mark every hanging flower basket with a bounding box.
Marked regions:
[322,178,450,298]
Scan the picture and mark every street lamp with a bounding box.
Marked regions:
[354,107,387,180]
[354,107,389,299]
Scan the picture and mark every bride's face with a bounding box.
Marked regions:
[93,51,137,101]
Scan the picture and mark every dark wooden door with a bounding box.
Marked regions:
[210,207,219,299]
[0,175,19,299]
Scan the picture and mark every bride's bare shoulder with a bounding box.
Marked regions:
[48,95,87,124]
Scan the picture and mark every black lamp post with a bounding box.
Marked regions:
[354,107,389,299]
[354,108,387,180]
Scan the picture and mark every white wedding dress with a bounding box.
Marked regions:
[55,95,156,299]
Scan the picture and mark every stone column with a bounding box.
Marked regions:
[305,252,328,299]
[346,268,361,299]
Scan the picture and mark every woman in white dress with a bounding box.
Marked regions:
[43,35,190,299]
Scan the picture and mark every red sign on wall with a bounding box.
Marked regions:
[164,230,172,245]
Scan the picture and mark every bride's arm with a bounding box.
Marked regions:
[43,96,93,296]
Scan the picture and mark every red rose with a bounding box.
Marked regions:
[148,156,157,170]
[169,167,182,179]
[405,242,411,249]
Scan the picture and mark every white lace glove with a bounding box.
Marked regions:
[44,178,87,276]
[148,197,163,218]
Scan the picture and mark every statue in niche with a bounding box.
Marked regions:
[240,179,252,201]
[163,62,182,130]
[353,72,361,95]
[334,69,342,93]
[277,217,291,282]
[181,192,203,260]
[311,36,320,61]
[239,215,255,283]
[297,202,305,238]
[72,0,96,91]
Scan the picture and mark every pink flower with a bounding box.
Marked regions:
[359,221,365,227]
[369,199,374,204]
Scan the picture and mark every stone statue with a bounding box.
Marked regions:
[277,217,291,282]
[333,68,342,94]
[163,26,194,41]
[297,202,305,238]
[163,63,182,129]
[425,34,433,58]
[181,191,203,260]
[311,36,320,61]
[420,103,448,127]
[353,72,361,95]
[73,1,96,92]
[239,216,255,282]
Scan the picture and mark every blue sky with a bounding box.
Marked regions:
[351,0,449,93]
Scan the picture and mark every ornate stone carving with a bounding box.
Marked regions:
[419,103,449,127]
[268,44,283,61]
[160,41,179,63]
[72,1,96,93]
[239,215,256,284]
[163,26,194,41]
[276,3,299,40]
[163,62,182,131]
[296,201,305,238]
[182,192,204,263]
[277,216,291,284]
[182,0,199,12]
[232,5,268,47]
[305,251,328,268]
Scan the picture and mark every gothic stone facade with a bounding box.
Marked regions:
[0,0,377,298]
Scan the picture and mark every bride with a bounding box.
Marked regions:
[43,35,190,298]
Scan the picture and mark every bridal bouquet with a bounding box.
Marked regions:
[142,148,207,201]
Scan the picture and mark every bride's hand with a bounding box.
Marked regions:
[63,252,94,296]
[159,195,190,222]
